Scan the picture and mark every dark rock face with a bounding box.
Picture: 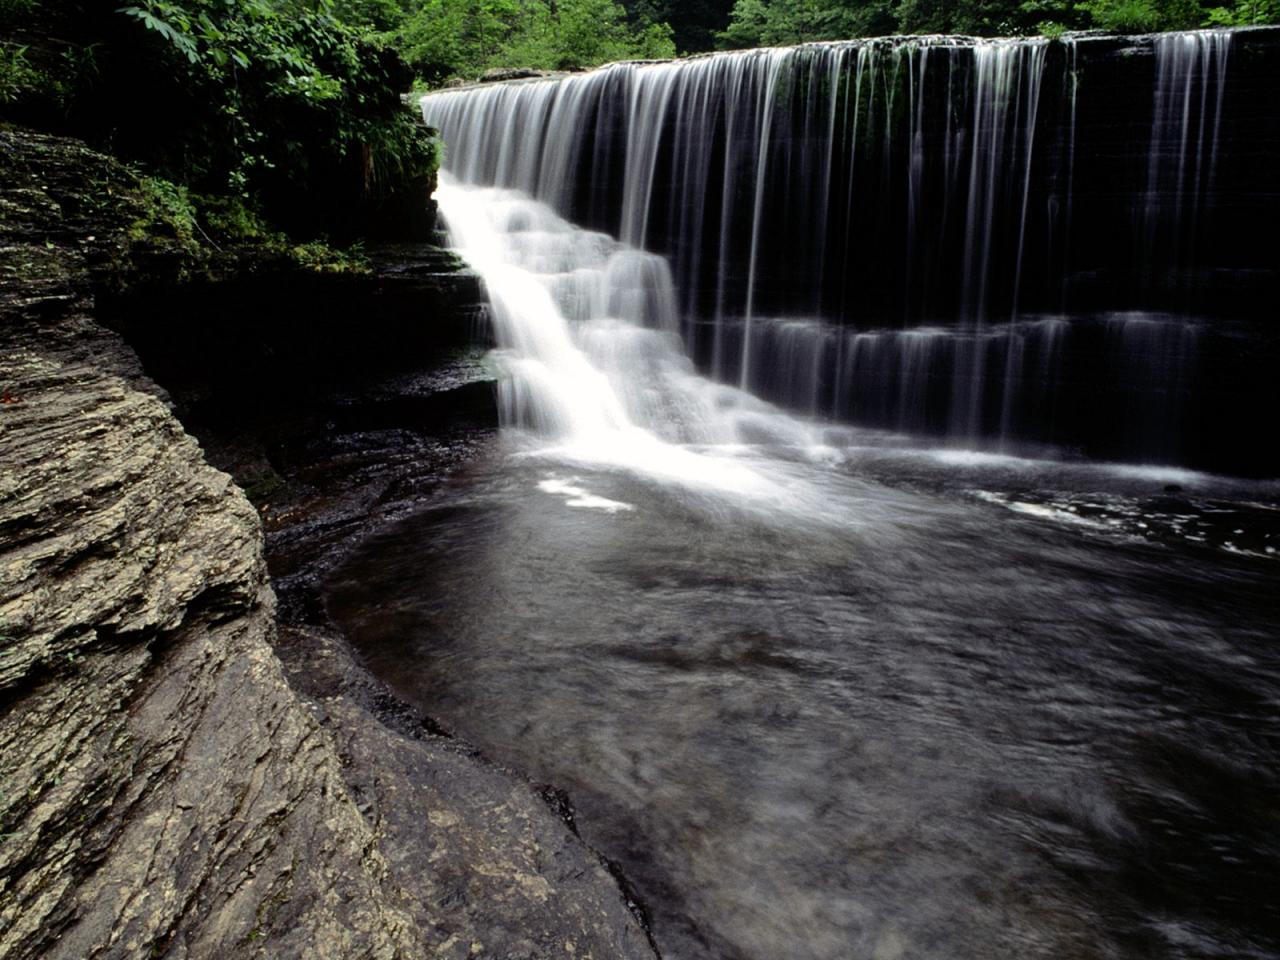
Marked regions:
[0,283,408,960]
[96,242,488,429]
[0,126,657,960]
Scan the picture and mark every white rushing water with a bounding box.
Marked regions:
[434,175,1219,508]
[435,175,824,500]
[1143,30,1232,290]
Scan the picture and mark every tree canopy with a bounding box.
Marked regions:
[335,0,677,85]
[715,0,1275,45]
[0,0,440,238]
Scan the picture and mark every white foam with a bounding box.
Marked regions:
[538,477,635,513]
[437,176,824,512]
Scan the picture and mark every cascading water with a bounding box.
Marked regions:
[1143,30,1232,292]
[424,28,1280,475]
[434,175,822,501]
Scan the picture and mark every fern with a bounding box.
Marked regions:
[118,4,201,63]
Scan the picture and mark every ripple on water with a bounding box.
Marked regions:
[326,450,1280,960]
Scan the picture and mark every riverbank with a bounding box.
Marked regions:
[0,125,658,960]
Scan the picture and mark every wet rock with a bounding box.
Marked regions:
[0,307,415,959]
[480,67,562,83]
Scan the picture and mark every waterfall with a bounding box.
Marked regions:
[434,176,818,498]
[424,38,1069,327]
[1143,30,1232,294]
[424,28,1279,475]
[953,40,1048,441]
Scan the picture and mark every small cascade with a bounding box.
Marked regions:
[686,312,1205,457]
[435,176,819,497]
[1103,313,1201,460]
[1143,30,1232,295]
[737,318,1030,433]
[953,39,1048,441]
[437,182,635,439]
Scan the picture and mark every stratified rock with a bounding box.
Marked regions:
[0,296,417,958]
[0,126,657,960]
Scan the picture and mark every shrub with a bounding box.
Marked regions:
[0,1,437,240]
[0,43,37,106]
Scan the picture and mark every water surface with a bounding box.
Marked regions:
[328,443,1280,960]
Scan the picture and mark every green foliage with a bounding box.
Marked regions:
[118,3,202,63]
[125,174,372,277]
[719,0,956,46]
[0,1,437,239]
[619,0,735,52]
[0,43,37,106]
[198,193,277,243]
[1077,0,1162,28]
[719,0,892,47]
[389,0,676,85]
[133,176,199,249]
[1204,0,1277,22]
[500,0,676,70]
[1075,0,1200,30]
[113,0,427,191]
[332,0,411,30]
[896,0,1020,33]
[717,0,1275,43]
[718,0,770,46]
[0,32,101,119]
[0,0,35,29]
[289,238,371,272]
